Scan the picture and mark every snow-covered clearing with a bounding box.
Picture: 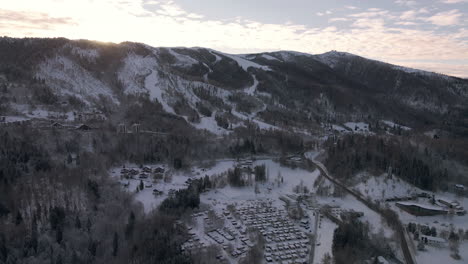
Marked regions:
[70,46,99,62]
[331,124,348,133]
[36,55,118,104]
[221,53,271,71]
[416,242,468,264]
[261,54,281,62]
[381,120,411,131]
[244,74,258,95]
[319,195,394,238]
[144,70,176,114]
[167,48,198,67]
[352,173,422,202]
[343,122,369,133]
[191,113,229,136]
[313,217,337,264]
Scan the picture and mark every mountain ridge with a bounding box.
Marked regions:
[0,36,467,137]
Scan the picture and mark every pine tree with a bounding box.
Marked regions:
[112,232,119,257]
[15,211,23,225]
[125,211,135,240]
[86,218,92,233]
[75,215,81,229]
[56,226,63,244]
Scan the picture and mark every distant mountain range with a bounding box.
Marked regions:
[0,37,467,135]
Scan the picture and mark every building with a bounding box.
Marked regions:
[376,256,389,264]
[117,123,127,133]
[420,235,447,248]
[154,167,165,174]
[77,110,106,122]
[131,123,141,133]
[76,124,92,131]
[455,184,466,195]
[437,198,462,210]
[396,202,448,216]
[51,122,64,128]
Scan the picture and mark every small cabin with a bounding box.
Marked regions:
[420,235,447,248]
[154,167,165,174]
[131,123,141,133]
[76,124,92,131]
[51,122,64,128]
[117,123,127,133]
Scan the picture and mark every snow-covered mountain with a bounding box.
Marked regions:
[1,37,467,135]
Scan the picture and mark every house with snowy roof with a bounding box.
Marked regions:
[420,235,447,248]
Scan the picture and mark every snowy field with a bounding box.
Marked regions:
[352,172,422,202]
[313,216,337,264]
[381,120,411,131]
[416,242,468,264]
[343,122,370,133]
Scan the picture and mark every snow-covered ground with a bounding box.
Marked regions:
[343,122,370,133]
[1,115,30,123]
[352,173,422,202]
[331,124,348,133]
[318,195,394,238]
[416,242,468,264]
[221,53,271,71]
[69,46,99,62]
[110,161,237,213]
[381,120,411,131]
[261,54,281,62]
[36,55,118,105]
[314,217,337,264]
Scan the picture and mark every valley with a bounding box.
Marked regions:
[0,37,467,264]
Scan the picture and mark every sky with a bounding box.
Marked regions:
[1,0,467,77]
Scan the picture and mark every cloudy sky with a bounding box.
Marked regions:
[1,0,467,77]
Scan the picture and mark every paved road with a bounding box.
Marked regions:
[309,158,416,264]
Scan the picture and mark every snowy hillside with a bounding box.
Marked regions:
[1,37,467,136]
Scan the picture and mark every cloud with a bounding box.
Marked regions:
[395,0,417,6]
[329,17,348,22]
[391,61,468,78]
[399,8,429,20]
[352,18,385,29]
[425,9,462,26]
[0,9,75,30]
[395,21,419,25]
[317,10,333,16]
[349,9,393,19]
[156,1,186,16]
[440,0,468,3]
[345,6,358,10]
[0,0,467,77]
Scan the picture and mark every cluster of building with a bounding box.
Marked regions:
[0,116,31,126]
[120,166,165,180]
[76,110,106,122]
[117,123,141,134]
[119,165,167,195]
[181,226,206,254]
